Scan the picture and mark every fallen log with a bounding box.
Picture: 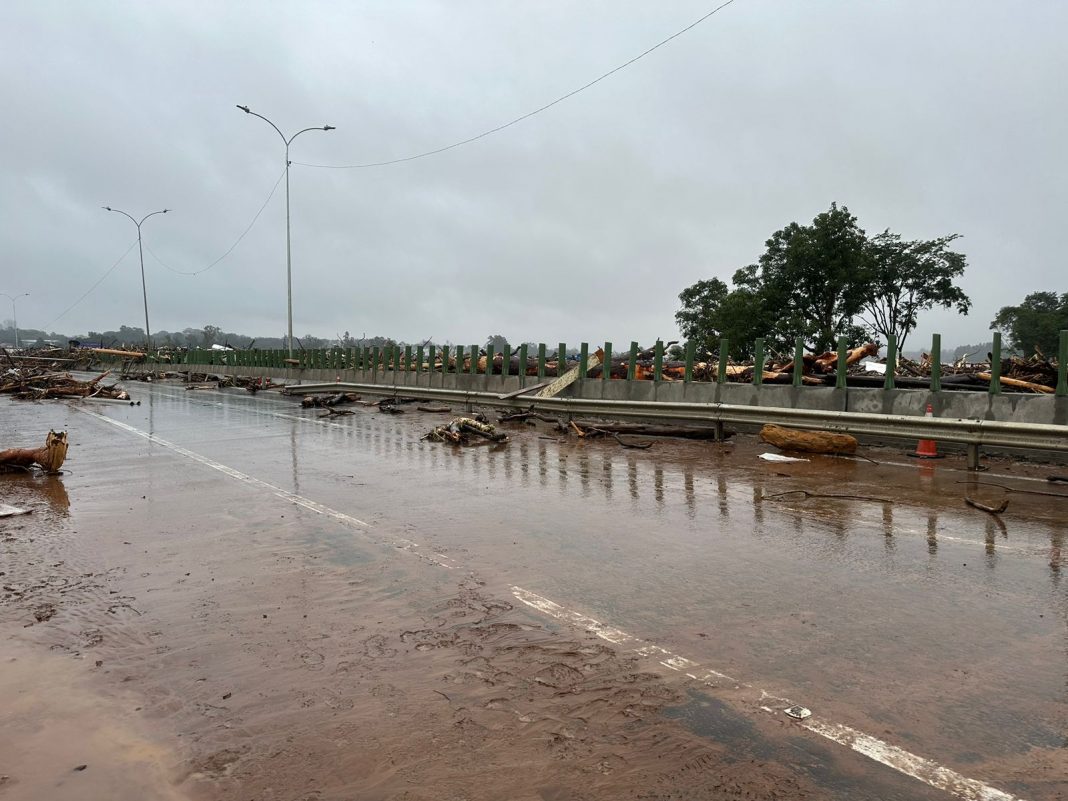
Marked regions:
[570,421,728,440]
[975,372,1053,393]
[759,424,858,455]
[88,348,145,359]
[0,431,69,473]
[965,497,1009,515]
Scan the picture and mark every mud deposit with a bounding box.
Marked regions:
[2,385,1066,799]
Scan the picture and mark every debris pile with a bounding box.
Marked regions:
[424,416,507,445]
[0,430,69,473]
[0,368,130,401]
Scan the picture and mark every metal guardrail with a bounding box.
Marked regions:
[290,381,1068,469]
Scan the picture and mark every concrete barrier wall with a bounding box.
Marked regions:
[173,363,1068,427]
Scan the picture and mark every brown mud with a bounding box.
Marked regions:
[1,385,1065,799]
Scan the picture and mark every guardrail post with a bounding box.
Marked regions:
[603,341,612,381]
[579,342,589,379]
[930,333,942,392]
[654,340,664,382]
[989,332,1002,395]
[628,341,638,381]
[684,340,694,382]
[717,338,729,384]
[836,336,848,389]
[537,343,546,380]
[558,342,567,377]
[753,338,765,386]
[518,344,528,388]
[792,338,804,387]
[884,335,897,391]
[1057,330,1068,397]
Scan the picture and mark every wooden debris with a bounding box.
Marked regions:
[965,497,1009,515]
[975,372,1053,394]
[417,406,452,413]
[0,431,69,473]
[301,392,360,409]
[0,368,130,401]
[570,421,728,440]
[763,489,892,504]
[424,417,507,445]
[759,424,858,455]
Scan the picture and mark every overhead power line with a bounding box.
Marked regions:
[44,240,138,329]
[295,0,737,170]
[44,166,286,330]
[145,166,287,276]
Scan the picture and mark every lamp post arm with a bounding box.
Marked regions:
[237,106,288,146]
[287,126,333,146]
[138,209,170,226]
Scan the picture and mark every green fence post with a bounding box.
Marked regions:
[603,341,612,381]
[752,338,765,385]
[501,341,510,380]
[1057,330,1068,397]
[628,341,638,381]
[930,333,942,392]
[684,340,695,382]
[415,345,424,375]
[579,342,589,379]
[792,338,804,387]
[836,336,848,389]
[404,345,412,372]
[884,335,897,391]
[537,343,546,380]
[464,345,473,374]
[372,346,380,373]
[654,340,664,382]
[427,345,436,375]
[717,338,729,384]
[518,344,528,387]
[486,343,495,378]
[558,342,567,377]
[989,332,1002,395]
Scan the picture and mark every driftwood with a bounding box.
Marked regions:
[302,392,360,409]
[424,417,507,445]
[0,368,129,401]
[763,489,891,504]
[759,424,858,455]
[955,480,1068,500]
[965,497,1009,515]
[0,431,69,473]
[417,405,452,413]
[975,372,1053,394]
[570,421,727,440]
[89,347,144,359]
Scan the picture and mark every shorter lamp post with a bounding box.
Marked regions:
[1,292,29,349]
[103,206,169,349]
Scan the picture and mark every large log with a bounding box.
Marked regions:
[975,372,1053,394]
[0,431,69,473]
[759,423,857,455]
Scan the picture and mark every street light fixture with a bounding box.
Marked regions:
[103,206,169,350]
[0,292,29,349]
[237,104,335,357]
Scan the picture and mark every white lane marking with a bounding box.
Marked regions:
[75,408,458,570]
[510,586,1026,801]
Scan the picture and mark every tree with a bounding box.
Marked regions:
[991,291,1068,356]
[486,334,510,353]
[201,324,221,348]
[674,278,770,358]
[859,232,970,351]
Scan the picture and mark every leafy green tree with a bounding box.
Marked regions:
[991,291,1068,356]
[201,324,221,348]
[859,232,970,351]
[674,278,769,358]
[486,334,510,353]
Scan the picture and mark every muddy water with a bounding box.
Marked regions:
[1,383,1066,799]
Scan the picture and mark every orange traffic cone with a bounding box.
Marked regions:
[910,403,943,459]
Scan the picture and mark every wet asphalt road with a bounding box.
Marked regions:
[3,380,1066,799]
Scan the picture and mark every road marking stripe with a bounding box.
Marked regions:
[509,586,1025,801]
[75,408,458,570]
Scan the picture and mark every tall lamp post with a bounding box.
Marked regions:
[1,292,29,349]
[103,206,169,349]
[237,105,335,357]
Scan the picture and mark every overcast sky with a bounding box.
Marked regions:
[2,0,1065,349]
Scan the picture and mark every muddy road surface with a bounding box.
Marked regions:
[1,381,1065,800]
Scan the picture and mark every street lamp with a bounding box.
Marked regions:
[237,105,335,357]
[0,292,29,349]
[103,206,169,350]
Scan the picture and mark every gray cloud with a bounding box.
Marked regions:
[2,0,1065,348]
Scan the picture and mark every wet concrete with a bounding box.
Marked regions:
[1,381,1066,799]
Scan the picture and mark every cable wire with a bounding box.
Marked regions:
[295,0,736,169]
[144,166,286,276]
[44,239,138,329]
